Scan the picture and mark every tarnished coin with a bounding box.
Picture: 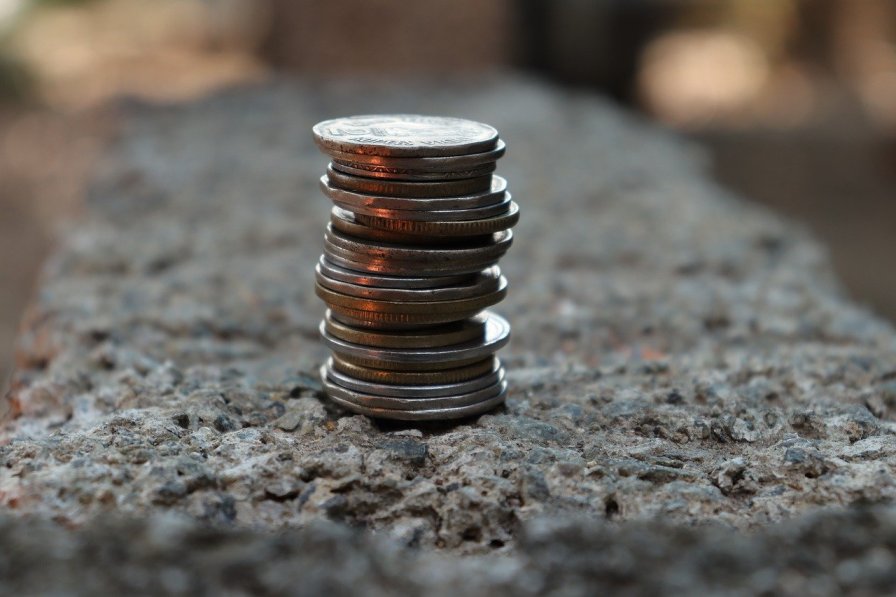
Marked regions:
[324,380,508,421]
[324,310,486,349]
[317,263,502,302]
[331,355,498,385]
[326,304,492,329]
[334,352,488,371]
[324,246,498,287]
[331,160,496,181]
[320,312,510,364]
[322,368,506,411]
[321,174,507,211]
[332,194,511,222]
[352,202,520,237]
[313,114,499,158]
[315,278,507,316]
[325,226,512,263]
[324,246,501,278]
[326,165,492,198]
[318,256,476,289]
[323,358,503,398]
[325,140,505,172]
[330,208,482,245]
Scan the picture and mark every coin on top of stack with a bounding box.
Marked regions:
[311,114,519,421]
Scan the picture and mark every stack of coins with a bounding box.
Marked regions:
[311,115,519,421]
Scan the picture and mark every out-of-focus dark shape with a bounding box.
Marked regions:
[262,0,512,75]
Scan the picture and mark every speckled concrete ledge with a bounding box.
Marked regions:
[2,77,895,594]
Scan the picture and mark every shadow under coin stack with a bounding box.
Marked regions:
[311,115,519,421]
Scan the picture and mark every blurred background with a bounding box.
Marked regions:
[1,0,895,382]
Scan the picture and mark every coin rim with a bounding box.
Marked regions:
[319,312,511,364]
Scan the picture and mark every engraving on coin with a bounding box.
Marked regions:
[313,115,499,157]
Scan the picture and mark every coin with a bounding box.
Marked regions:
[319,312,510,364]
[331,194,511,222]
[322,368,506,410]
[330,207,482,245]
[320,174,507,211]
[324,140,505,172]
[326,304,492,329]
[323,246,502,277]
[325,226,512,262]
[318,256,476,289]
[324,310,486,348]
[352,202,520,237]
[331,354,498,384]
[313,114,499,158]
[331,160,496,181]
[323,358,503,398]
[315,276,506,313]
[317,263,502,302]
[326,165,492,198]
[324,381,508,421]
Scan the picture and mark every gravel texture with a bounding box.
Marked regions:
[2,77,895,594]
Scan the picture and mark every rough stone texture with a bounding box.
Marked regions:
[2,77,896,593]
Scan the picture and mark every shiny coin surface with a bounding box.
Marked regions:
[324,140,505,172]
[313,114,499,158]
[317,263,502,302]
[324,359,503,398]
[318,256,476,289]
[331,355,497,384]
[324,310,486,349]
[332,194,511,222]
[331,160,496,181]
[321,175,507,211]
[352,202,520,237]
[322,368,506,411]
[324,380,508,421]
[320,312,510,364]
[326,165,492,198]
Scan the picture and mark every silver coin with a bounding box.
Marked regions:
[323,246,503,277]
[322,367,506,410]
[331,160,496,182]
[320,174,507,211]
[324,140,505,172]
[326,165,493,198]
[323,357,503,398]
[324,380,508,421]
[351,202,520,237]
[332,194,512,223]
[318,256,476,289]
[313,114,499,158]
[317,262,502,302]
[318,311,510,365]
[325,226,512,262]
